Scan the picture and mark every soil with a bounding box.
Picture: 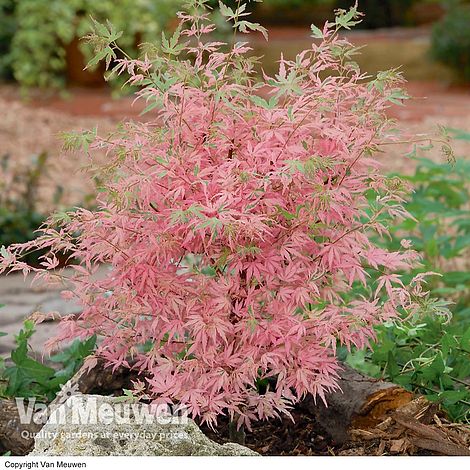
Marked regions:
[199,397,470,456]
[200,402,338,456]
[44,360,470,457]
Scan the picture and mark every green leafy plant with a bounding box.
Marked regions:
[0,152,62,265]
[0,305,6,374]
[0,0,16,80]
[0,319,96,401]
[431,4,470,81]
[6,0,182,89]
[344,316,470,422]
[344,149,470,422]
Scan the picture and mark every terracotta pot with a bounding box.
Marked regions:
[409,3,445,25]
[65,37,106,87]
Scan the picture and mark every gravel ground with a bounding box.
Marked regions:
[0,93,117,212]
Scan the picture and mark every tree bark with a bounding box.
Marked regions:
[301,364,413,444]
[0,399,41,456]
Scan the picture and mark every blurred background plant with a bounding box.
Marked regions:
[0,0,183,89]
[431,2,470,82]
[243,0,449,28]
[0,0,15,81]
[1,0,469,87]
[0,152,60,265]
[342,130,470,423]
[336,0,446,29]
[0,148,99,266]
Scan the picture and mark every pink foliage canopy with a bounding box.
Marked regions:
[1,3,428,427]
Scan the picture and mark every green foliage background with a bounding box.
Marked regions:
[431,4,470,81]
[344,134,470,422]
[0,0,182,88]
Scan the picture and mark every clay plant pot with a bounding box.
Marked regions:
[65,37,106,87]
[408,3,445,26]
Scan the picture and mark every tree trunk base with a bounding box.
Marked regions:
[302,364,413,444]
[0,399,41,455]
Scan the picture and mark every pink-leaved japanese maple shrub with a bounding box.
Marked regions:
[0,2,449,428]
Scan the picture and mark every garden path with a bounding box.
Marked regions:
[0,270,79,358]
[0,267,108,359]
